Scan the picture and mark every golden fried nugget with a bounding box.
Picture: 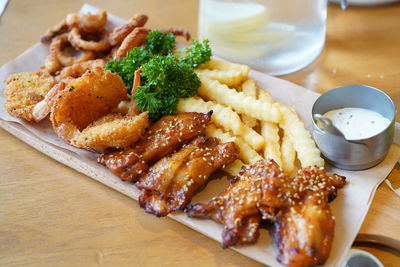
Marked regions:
[50,67,127,143]
[4,72,56,122]
[71,112,149,151]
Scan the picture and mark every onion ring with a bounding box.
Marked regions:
[164,27,191,41]
[65,10,107,33]
[68,27,111,52]
[44,54,62,74]
[41,19,69,44]
[115,27,149,58]
[50,33,96,67]
[55,59,105,82]
[108,14,148,46]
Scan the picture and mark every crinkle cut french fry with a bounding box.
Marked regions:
[240,79,259,128]
[241,115,258,129]
[241,79,258,95]
[205,124,262,164]
[239,126,264,151]
[258,88,274,104]
[197,75,281,123]
[257,89,283,167]
[279,106,324,168]
[222,159,245,177]
[280,134,296,174]
[196,59,250,87]
[176,97,210,113]
[177,97,264,151]
[261,122,282,167]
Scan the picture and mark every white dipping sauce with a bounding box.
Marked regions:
[324,107,390,140]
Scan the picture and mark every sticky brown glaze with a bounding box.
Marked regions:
[257,162,345,267]
[187,161,269,248]
[98,112,212,182]
[258,163,347,221]
[136,136,239,217]
[187,159,346,267]
[274,192,335,267]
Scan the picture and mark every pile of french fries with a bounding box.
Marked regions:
[177,59,324,176]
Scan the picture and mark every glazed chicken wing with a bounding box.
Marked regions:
[274,192,335,267]
[136,136,239,217]
[187,159,346,267]
[257,162,346,220]
[98,112,212,182]
[187,161,269,247]
[258,161,345,267]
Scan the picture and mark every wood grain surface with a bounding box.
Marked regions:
[1,0,399,266]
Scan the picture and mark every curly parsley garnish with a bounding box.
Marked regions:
[105,30,211,120]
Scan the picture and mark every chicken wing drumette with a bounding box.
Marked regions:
[98,112,212,182]
[187,160,346,267]
[258,163,346,267]
[136,136,239,217]
[187,161,269,247]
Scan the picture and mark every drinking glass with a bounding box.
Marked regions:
[198,0,328,75]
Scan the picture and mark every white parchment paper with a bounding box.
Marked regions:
[1,4,399,267]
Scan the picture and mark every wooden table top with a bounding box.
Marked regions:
[0,0,399,266]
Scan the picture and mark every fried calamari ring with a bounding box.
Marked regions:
[50,33,96,67]
[41,10,107,43]
[115,27,149,58]
[55,59,105,82]
[108,14,148,46]
[41,19,70,44]
[164,27,191,41]
[68,27,111,52]
[44,54,62,74]
[65,10,107,33]
[71,112,149,151]
[4,72,56,122]
[50,67,127,143]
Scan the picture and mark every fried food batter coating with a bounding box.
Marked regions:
[4,72,56,122]
[44,54,63,74]
[187,161,268,248]
[98,112,212,182]
[65,10,107,33]
[187,159,346,265]
[136,136,239,217]
[41,11,107,44]
[115,27,150,58]
[71,112,149,151]
[46,33,96,73]
[164,27,191,41]
[32,82,66,122]
[109,14,148,46]
[55,59,105,83]
[41,19,70,44]
[50,67,127,142]
[68,28,111,52]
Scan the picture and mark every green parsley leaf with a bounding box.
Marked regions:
[105,31,211,120]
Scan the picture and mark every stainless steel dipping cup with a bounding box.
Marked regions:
[312,84,396,170]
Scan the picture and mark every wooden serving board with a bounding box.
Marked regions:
[1,4,400,266]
